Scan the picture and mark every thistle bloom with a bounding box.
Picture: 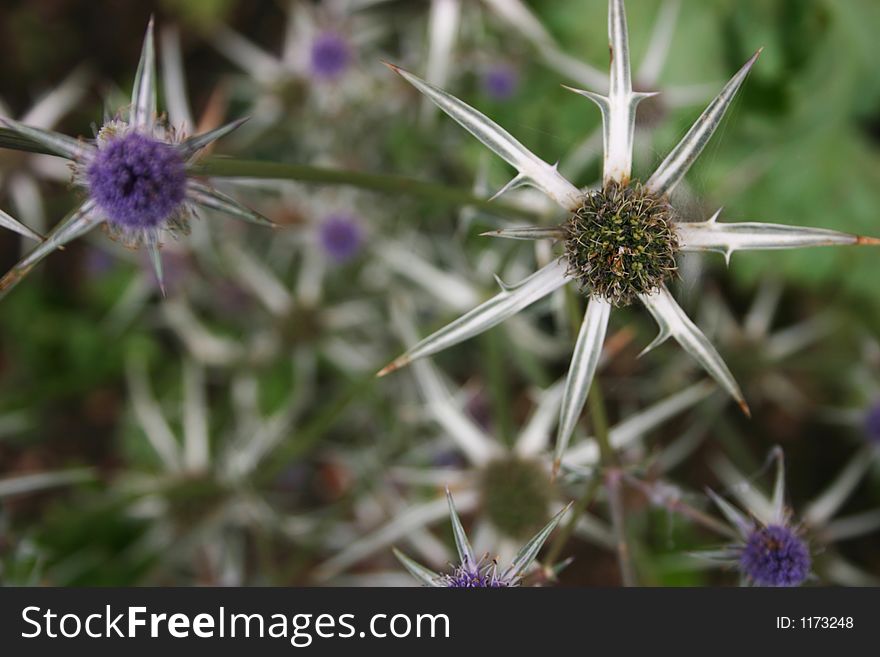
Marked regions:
[379,0,879,470]
[0,19,272,297]
[703,447,880,586]
[319,212,364,263]
[393,490,567,587]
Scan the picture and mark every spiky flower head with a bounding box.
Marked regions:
[378,0,880,469]
[309,31,352,80]
[393,490,568,587]
[739,524,810,587]
[0,18,273,298]
[87,131,188,233]
[564,182,677,306]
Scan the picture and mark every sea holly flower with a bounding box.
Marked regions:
[699,447,879,586]
[314,310,713,581]
[393,490,568,587]
[379,0,880,471]
[0,19,271,298]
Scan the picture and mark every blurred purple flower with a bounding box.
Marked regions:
[482,64,519,101]
[309,32,352,80]
[319,213,364,263]
[864,402,880,444]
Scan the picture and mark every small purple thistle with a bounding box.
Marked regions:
[309,32,352,80]
[482,65,519,101]
[739,524,810,587]
[87,132,187,230]
[439,557,509,588]
[863,402,880,444]
[318,213,364,263]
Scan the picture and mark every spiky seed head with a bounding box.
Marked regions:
[87,131,187,231]
[481,457,553,539]
[564,182,678,306]
[739,524,811,587]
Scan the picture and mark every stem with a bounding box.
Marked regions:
[194,158,539,219]
[588,383,615,466]
[543,474,602,573]
[0,131,540,219]
[606,468,637,586]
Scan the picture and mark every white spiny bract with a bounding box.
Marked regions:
[393,490,568,587]
[0,67,89,246]
[378,0,880,470]
[0,19,273,298]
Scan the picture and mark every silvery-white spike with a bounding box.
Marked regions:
[676,210,879,265]
[446,489,476,565]
[554,298,611,470]
[386,63,583,211]
[131,17,157,130]
[706,488,753,539]
[639,285,749,416]
[392,548,441,587]
[564,0,659,186]
[145,230,165,298]
[377,259,571,376]
[0,208,42,242]
[0,201,103,300]
[179,117,250,161]
[769,446,786,524]
[647,49,762,195]
[188,181,276,227]
[0,117,92,161]
[501,503,570,582]
[481,225,566,241]
[487,172,532,203]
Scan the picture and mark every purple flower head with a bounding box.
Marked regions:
[309,32,352,80]
[739,524,810,587]
[318,212,364,263]
[87,132,187,230]
[863,402,880,444]
[439,557,509,588]
[482,65,519,101]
